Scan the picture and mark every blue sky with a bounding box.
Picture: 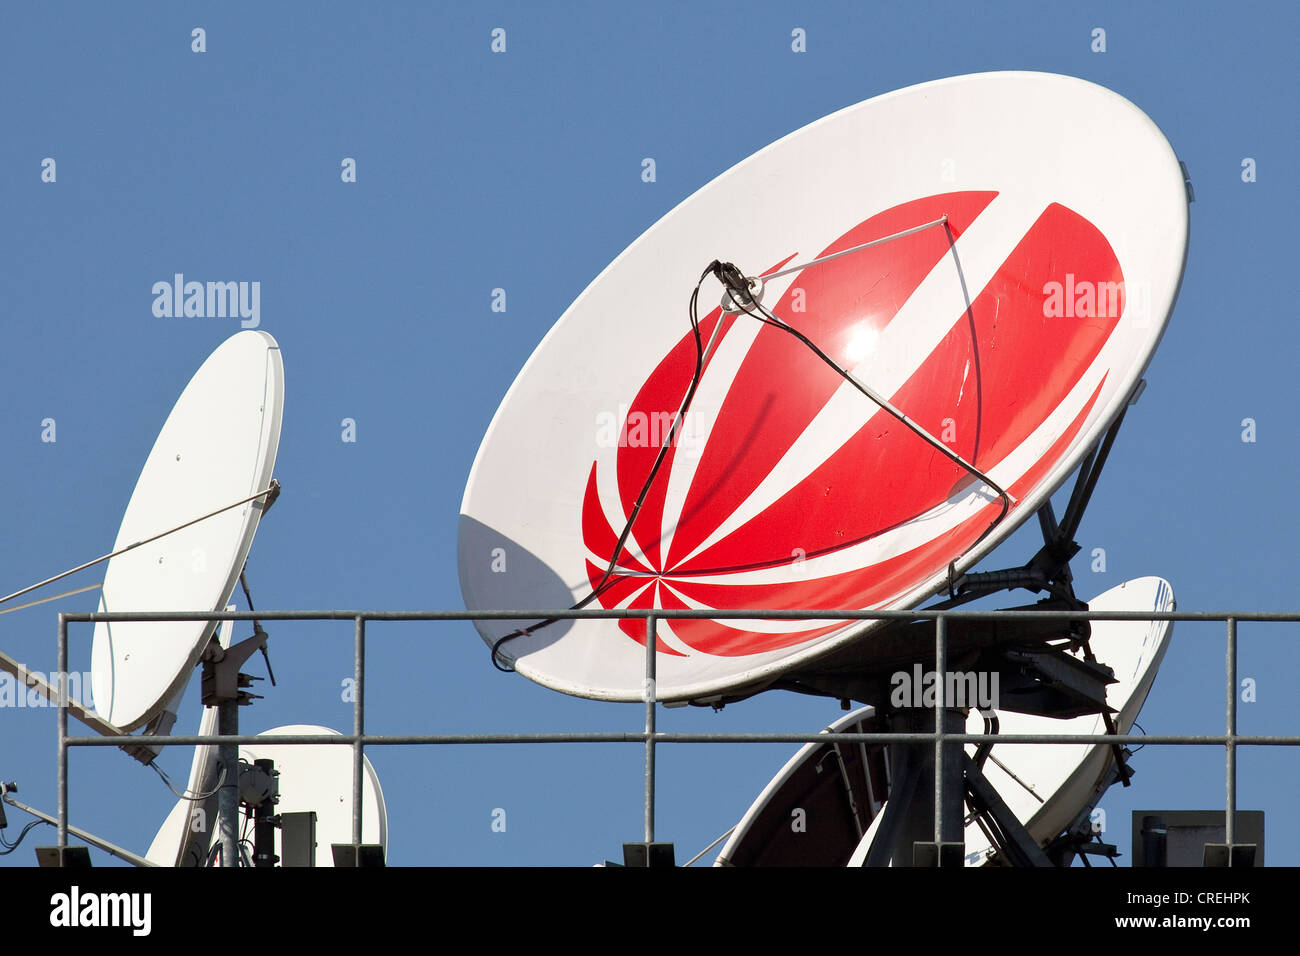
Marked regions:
[1,1,1297,867]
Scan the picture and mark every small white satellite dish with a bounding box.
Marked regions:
[240,725,388,867]
[958,576,1173,865]
[146,724,388,867]
[90,330,284,731]
[459,72,1190,702]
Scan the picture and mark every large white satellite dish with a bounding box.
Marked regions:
[459,72,1189,702]
[90,330,284,731]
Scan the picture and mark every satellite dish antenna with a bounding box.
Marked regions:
[146,725,388,867]
[143,613,233,867]
[90,330,283,731]
[955,576,1173,866]
[458,72,1190,702]
[713,705,886,867]
[708,576,1171,867]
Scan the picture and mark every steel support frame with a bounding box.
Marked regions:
[939,409,1129,609]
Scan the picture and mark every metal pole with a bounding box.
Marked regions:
[217,699,239,867]
[3,794,156,867]
[353,616,366,851]
[1226,617,1237,863]
[57,613,67,851]
[934,615,946,845]
[644,613,657,844]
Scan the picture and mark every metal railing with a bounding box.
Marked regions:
[53,607,1300,864]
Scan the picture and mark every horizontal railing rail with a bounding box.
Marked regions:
[52,607,1297,866]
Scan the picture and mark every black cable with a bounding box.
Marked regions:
[489,262,713,671]
[151,758,226,801]
[1129,720,1147,754]
[488,253,1013,670]
[240,566,276,686]
[0,818,48,854]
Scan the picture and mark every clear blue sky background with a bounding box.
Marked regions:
[2,1,1297,867]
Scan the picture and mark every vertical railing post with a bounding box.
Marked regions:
[934,614,946,845]
[353,616,366,852]
[644,613,657,845]
[1225,616,1237,864]
[57,613,68,851]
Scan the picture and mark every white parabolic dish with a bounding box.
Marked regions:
[459,71,1190,702]
[959,575,1174,864]
[145,724,389,867]
[90,330,284,731]
[240,724,388,866]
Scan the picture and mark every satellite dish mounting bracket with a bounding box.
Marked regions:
[716,263,764,315]
[198,630,271,869]
[200,631,268,707]
[959,753,1054,867]
[0,649,156,766]
[970,741,1133,867]
[721,591,1103,720]
[938,407,1129,610]
[1038,755,1129,866]
[862,709,1138,868]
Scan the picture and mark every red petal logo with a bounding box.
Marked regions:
[582,191,1122,657]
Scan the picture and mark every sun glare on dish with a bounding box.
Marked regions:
[844,324,879,364]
